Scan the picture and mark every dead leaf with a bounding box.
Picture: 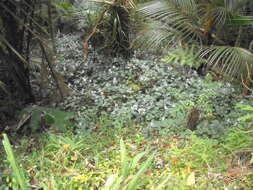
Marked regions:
[170,157,179,165]
[3,169,11,175]
[95,123,101,131]
[83,39,89,56]
[163,143,170,148]
[86,163,96,170]
[48,180,53,190]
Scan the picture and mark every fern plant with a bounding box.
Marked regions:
[20,106,75,132]
[161,46,206,68]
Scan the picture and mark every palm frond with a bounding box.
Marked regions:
[139,0,197,19]
[136,0,202,49]
[202,0,253,29]
[224,0,251,12]
[211,6,233,26]
[199,46,253,79]
[134,21,179,50]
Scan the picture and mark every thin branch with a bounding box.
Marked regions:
[0,34,29,65]
[38,41,64,101]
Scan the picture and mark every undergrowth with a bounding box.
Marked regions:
[1,120,253,189]
[1,34,253,189]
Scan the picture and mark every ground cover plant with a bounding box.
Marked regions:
[1,1,253,189]
[55,34,251,139]
[1,34,253,189]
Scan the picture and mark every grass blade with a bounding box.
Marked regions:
[2,134,29,190]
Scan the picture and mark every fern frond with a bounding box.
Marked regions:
[162,45,205,68]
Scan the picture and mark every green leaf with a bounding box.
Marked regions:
[120,139,129,178]
[55,2,73,12]
[2,134,29,190]
[30,109,42,132]
[40,107,75,131]
[131,152,146,169]
[236,104,253,111]
[239,113,253,121]
[232,15,253,26]
[153,175,171,190]
[127,154,154,190]
[44,113,55,125]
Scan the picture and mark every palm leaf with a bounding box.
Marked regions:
[134,21,178,50]
[199,46,253,79]
[136,0,202,50]
[201,0,253,29]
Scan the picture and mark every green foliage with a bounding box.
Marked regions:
[103,139,154,190]
[168,134,222,170]
[199,46,253,80]
[2,134,29,190]
[136,0,253,82]
[71,1,102,33]
[73,0,134,56]
[55,1,74,13]
[45,133,87,153]
[196,120,226,139]
[55,36,246,137]
[223,129,252,152]
[1,122,253,189]
[162,46,206,68]
[236,103,253,121]
[146,81,229,138]
[21,106,74,132]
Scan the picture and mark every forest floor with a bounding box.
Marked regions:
[1,35,253,189]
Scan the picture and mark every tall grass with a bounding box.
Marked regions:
[2,134,29,190]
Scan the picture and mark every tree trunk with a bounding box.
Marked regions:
[0,0,34,103]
